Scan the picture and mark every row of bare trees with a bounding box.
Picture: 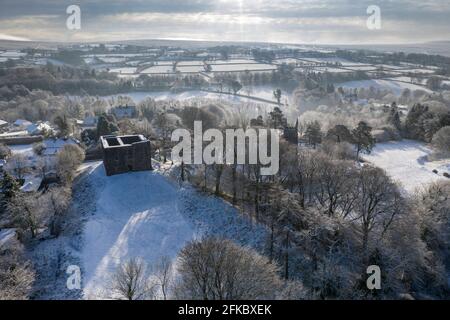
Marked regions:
[110,238,303,300]
[164,117,448,298]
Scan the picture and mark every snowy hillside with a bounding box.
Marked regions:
[364,140,449,194]
[80,163,267,299]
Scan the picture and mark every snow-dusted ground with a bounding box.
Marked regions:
[81,163,266,299]
[364,140,449,194]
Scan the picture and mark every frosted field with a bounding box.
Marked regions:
[83,53,148,58]
[300,57,369,66]
[338,79,432,95]
[99,57,127,63]
[0,50,27,59]
[387,76,428,85]
[81,163,266,299]
[109,67,137,74]
[141,65,174,74]
[212,63,276,72]
[364,140,449,194]
[177,65,204,73]
[212,59,258,65]
[107,90,247,103]
[274,58,301,64]
[177,60,205,66]
[344,65,378,71]
[397,68,436,74]
[105,86,287,105]
[378,64,408,70]
[312,67,352,73]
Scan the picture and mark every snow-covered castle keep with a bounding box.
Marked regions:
[100,135,153,176]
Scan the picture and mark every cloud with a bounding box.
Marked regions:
[0,33,30,41]
[0,0,448,44]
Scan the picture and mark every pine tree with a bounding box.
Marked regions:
[388,102,401,131]
[269,107,287,129]
[97,115,118,138]
[273,89,282,105]
[305,121,322,148]
[54,114,71,137]
[326,124,352,143]
[352,121,375,160]
[404,103,429,140]
[1,172,20,201]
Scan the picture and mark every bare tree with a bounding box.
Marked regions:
[45,187,72,236]
[6,154,28,180]
[111,258,155,300]
[57,144,85,184]
[153,256,173,300]
[0,249,35,300]
[354,166,404,262]
[315,157,357,217]
[174,237,282,300]
[7,192,49,238]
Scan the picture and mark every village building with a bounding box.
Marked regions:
[41,137,78,156]
[81,116,99,128]
[26,121,53,136]
[0,120,8,132]
[13,119,32,129]
[111,105,138,120]
[100,135,152,176]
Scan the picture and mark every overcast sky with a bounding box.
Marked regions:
[0,0,449,44]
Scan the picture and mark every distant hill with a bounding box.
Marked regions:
[332,41,450,57]
[1,38,450,57]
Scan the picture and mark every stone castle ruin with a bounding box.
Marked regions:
[100,135,152,176]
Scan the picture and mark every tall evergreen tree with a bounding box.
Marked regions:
[388,102,402,131]
[305,121,322,148]
[352,121,375,160]
[97,115,118,138]
[273,89,282,105]
[1,172,20,210]
[326,124,352,143]
[269,107,287,129]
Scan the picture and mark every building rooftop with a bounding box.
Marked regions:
[100,135,148,149]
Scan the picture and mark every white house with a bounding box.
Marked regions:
[0,119,8,132]
[82,116,98,128]
[13,119,32,129]
[27,122,53,136]
[42,137,79,156]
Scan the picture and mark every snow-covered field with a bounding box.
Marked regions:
[109,67,137,74]
[106,86,287,105]
[141,65,174,74]
[211,63,276,72]
[311,67,352,73]
[338,79,432,95]
[76,163,267,299]
[300,57,368,66]
[364,140,449,194]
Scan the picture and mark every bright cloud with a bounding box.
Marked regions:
[0,0,448,44]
